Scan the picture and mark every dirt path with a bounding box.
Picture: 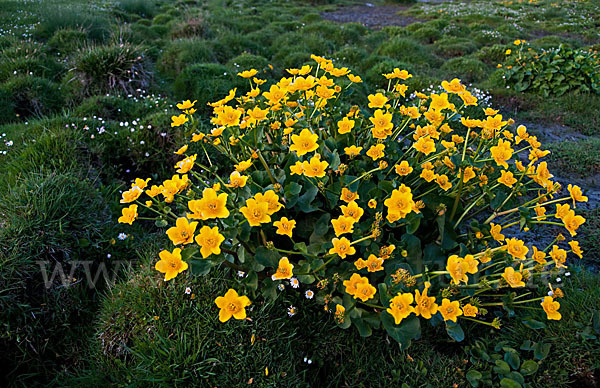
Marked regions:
[321,4,420,29]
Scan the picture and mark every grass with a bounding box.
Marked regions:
[0,0,599,385]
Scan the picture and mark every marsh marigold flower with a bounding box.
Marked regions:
[337,117,355,134]
[502,267,525,288]
[273,217,296,237]
[506,238,529,260]
[331,215,355,236]
[387,293,415,324]
[329,237,355,258]
[369,110,393,139]
[462,304,478,317]
[215,289,251,322]
[395,161,413,176]
[188,188,229,220]
[414,284,438,319]
[541,296,561,320]
[120,186,142,203]
[272,257,294,280]
[341,200,364,222]
[225,171,248,188]
[440,299,462,322]
[368,93,389,109]
[195,226,225,258]
[413,136,436,155]
[240,198,271,226]
[302,156,329,178]
[166,217,198,246]
[155,248,188,281]
[366,143,385,160]
[171,114,188,127]
[118,204,138,225]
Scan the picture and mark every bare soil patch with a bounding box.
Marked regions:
[321,4,420,29]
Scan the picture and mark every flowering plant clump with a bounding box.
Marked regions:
[118,56,588,346]
[501,40,600,97]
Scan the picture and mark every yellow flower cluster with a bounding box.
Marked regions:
[118,56,587,339]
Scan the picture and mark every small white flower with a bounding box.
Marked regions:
[287,306,297,317]
[290,277,299,288]
[556,277,562,283]
[107,253,111,258]
[237,271,246,277]
[547,290,554,296]
[118,233,127,240]
[565,272,571,277]
[277,284,285,291]
[305,290,314,299]
[185,287,191,294]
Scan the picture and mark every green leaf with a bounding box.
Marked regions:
[446,321,465,342]
[402,233,422,273]
[254,246,278,268]
[353,317,372,337]
[314,213,331,235]
[155,219,168,227]
[499,378,522,388]
[380,313,420,350]
[181,246,198,261]
[189,259,212,276]
[520,360,539,376]
[493,360,511,375]
[522,319,546,330]
[466,370,482,387]
[261,278,278,302]
[592,310,600,334]
[504,350,520,370]
[533,342,550,360]
[297,185,319,213]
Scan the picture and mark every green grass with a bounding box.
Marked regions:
[547,138,600,179]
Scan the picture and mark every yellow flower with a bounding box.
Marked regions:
[335,304,346,323]
[484,108,499,116]
[366,143,385,160]
[429,93,451,111]
[166,217,198,246]
[490,223,505,241]
[329,237,356,258]
[505,49,512,55]
[369,109,393,139]
[354,280,377,302]
[387,293,415,324]
[395,161,413,176]
[441,78,465,94]
[502,267,525,288]
[340,188,359,203]
[303,155,329,178]
[237,69,258,78]
[225,171,248,188]
[155,248,188,281]
[246,106,269,125]
[177,100,197,110]
[194,226,225,258]
[549,245,567,268]
[171,114,188,127]
[217,105,242,127]
[120,186,142,203]
[254,190,283,215]
[383,68,412,80]
[506,238,528,260]
[118,204,138,225]
[343,273,368,296]
[562,210,585,237]
[446,255,468,285]
[188,188,229,220]
[531,246,547,264]
[462,304,478,317]
[436,174,452,191]
[215,289,251,322]
[347,74,362,83]
[240,198,271,226]
[174,145,188,155]
[341,200,364,222]
[414,284,438,319]
[331,215,356,236]
[567,184,588,206]
[384,185,414,222]
[368,199,377,208]
[462,167,476,183]
[357,254,384,272]
[541,296,561,320]
[175,154,197,174]
[498,170,517,187]
[337,117,355,134]
[367,93,389,108]
[290,128,319,156]
[440,299,463,322]
[131,177,150,190]
[413,136,436,155]
[420,168,437,183]
[273,217,296,237]
[344,145,362,157]
[272,257,294,280]
[290,161,305,175]
[490,139,514,169]
[568,241,583,259]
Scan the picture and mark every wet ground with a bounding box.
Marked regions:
[321,4,419,28]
